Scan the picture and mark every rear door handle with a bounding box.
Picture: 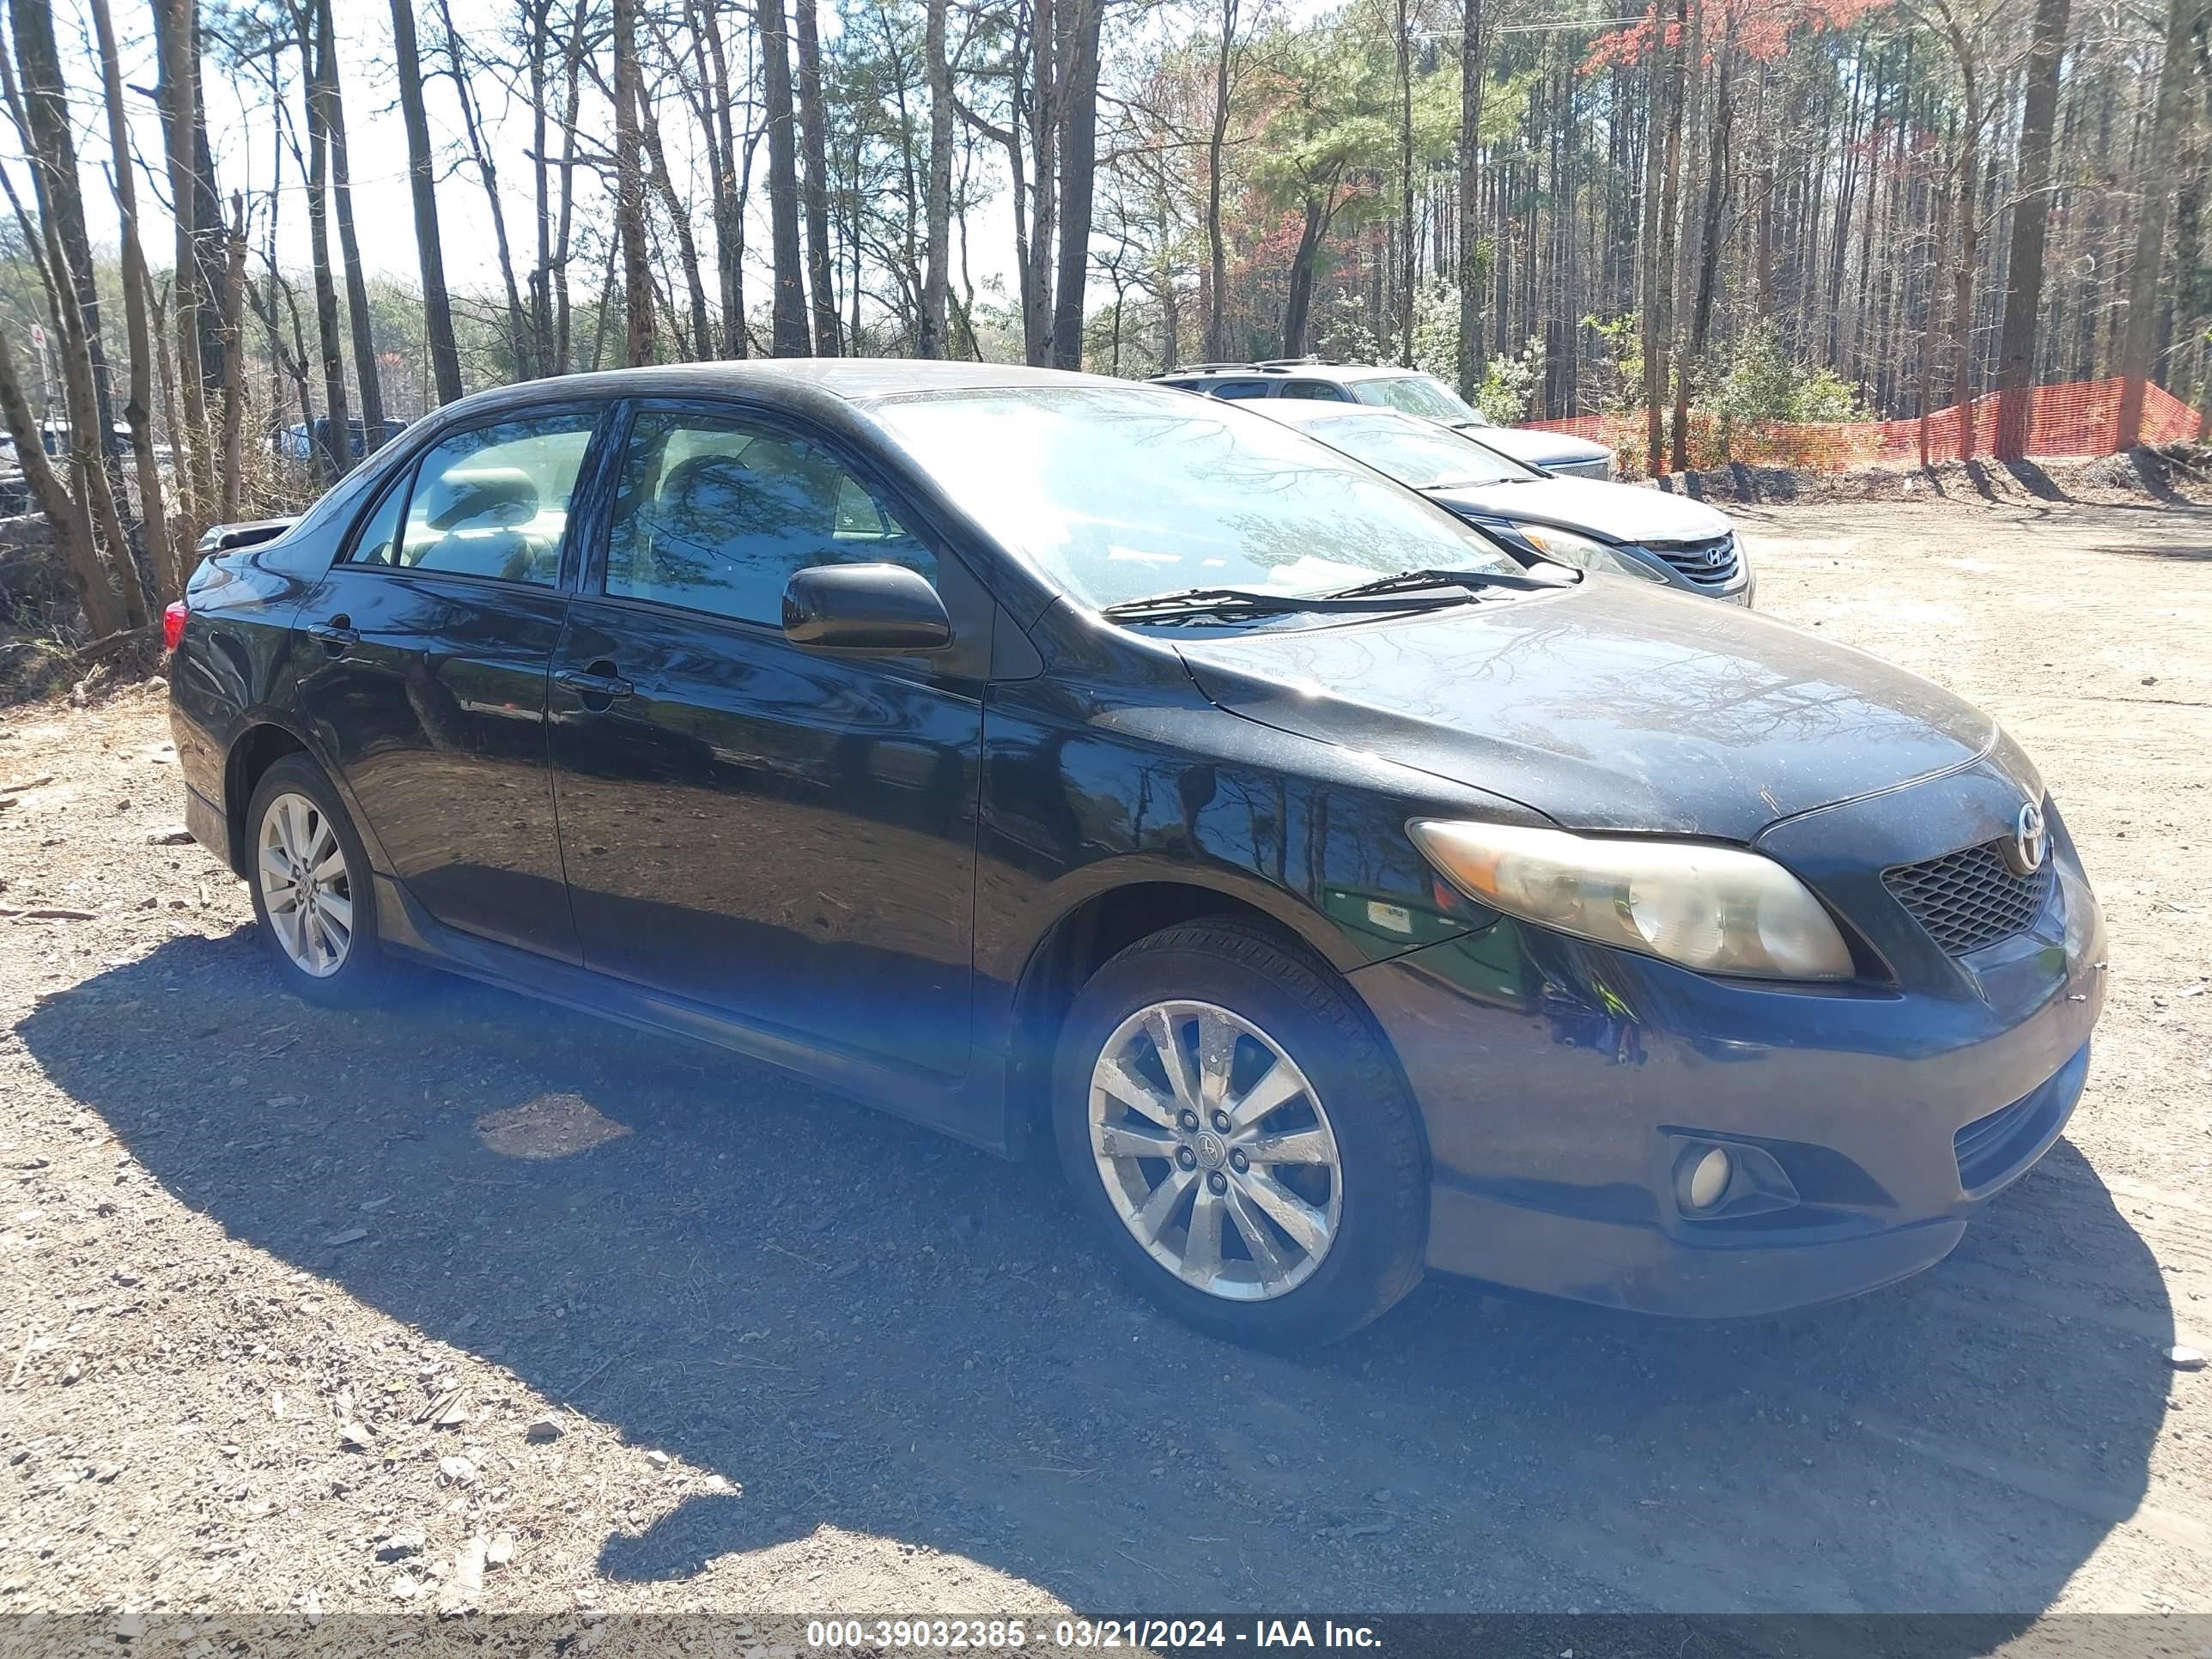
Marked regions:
[554,665,634,702]
[306,617,358,653]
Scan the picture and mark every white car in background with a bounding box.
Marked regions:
[1150,359,1619,481]
[1245,398,1754,605]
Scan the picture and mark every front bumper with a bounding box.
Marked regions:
[1348,805,2105,1319]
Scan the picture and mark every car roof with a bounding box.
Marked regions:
[424,358,1146,425]
[1152,362,1421,385]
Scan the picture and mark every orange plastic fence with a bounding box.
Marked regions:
[1521,376,2206,474]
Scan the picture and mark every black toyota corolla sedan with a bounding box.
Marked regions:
[167,362,2105,1347]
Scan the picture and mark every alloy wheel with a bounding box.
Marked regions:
[258,790,353,978]
[1088,999,1343,1301]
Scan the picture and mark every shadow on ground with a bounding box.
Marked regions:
[16,928,2176,1623]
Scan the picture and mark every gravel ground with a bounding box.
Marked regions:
[1,497,2209,1632]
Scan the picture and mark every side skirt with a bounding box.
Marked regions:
[371,873,1016,1158]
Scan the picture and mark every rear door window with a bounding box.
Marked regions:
[1207,380,1277,400]
[387,413,599,586]
[1281,381,1350,401]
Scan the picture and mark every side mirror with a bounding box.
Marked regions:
[781,562,951,653]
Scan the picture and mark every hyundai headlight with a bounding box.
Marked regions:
[1514,525,1668,583]
[1409,819,1855,981]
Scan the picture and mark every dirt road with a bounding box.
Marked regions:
[2,498,2208,1625]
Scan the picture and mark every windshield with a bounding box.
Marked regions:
[1299,413,1536,489]
[1351,374,1489,424]
[867,385,1522,611]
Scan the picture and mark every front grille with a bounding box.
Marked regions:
[1644,533,1739,586]
[1884,840,2052,956]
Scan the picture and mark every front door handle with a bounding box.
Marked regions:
[555,663,634,706]
[306,616,358,653]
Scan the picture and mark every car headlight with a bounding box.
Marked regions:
[1408,819,1856,981]
[1514,525,1668,583]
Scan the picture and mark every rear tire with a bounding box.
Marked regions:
[244,755,397,1007]
[1051,918,1427,1348]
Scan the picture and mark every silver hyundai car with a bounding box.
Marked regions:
[1245,398,1753,605]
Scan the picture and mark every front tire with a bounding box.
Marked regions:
[1051,919,1427,1347]
[245,755,395,1006]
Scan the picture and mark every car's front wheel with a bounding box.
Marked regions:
[1052,918,1427,1347]
[245,754,395,1006]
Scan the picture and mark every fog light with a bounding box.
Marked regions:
[1680,1146,1734,1212]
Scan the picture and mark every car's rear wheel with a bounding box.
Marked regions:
[246,755,394,1006]
[1052,918,1427,1347]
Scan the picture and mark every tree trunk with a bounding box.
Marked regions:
[390,0,461,404]
[295,2,350,479]
[1688,44,1733,356]
[220,197,247,521]
[692,0,746,357]
[1942,15,1984,459]
[1455,0,1486,400]
[758,0,809,354]
[1051,0,1102,371]
[1283,198,1328,356]
[86,0,178,599]
[1995,0,2069,459]
[1201,0,1239,362]
[434,0,532,377]
[793,0,842,355]
[632,77,715,359]
[2118,0,2201,446]
[919,0,953,357]
[613,0,656,365]
[8,0,122,465]
[1024,0,1059,364]
[1395,0,1414,363]
[318,0,385,449]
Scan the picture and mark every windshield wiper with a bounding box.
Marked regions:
[1325,565,1575,600]
[1097,585,1477,623]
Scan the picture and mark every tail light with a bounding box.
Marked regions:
[162,599,188,652]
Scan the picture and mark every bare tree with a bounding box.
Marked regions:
[793,0,842,353]
[86,0,179,599]
[1455,0,1488,399]
[1200,0,1246,362]
[920,0,954,356]
[613,0,656,363]
[317,0,386,447]
[391,0,463,403]
[2118,0,2204,445]
[759,0,810,354]
[1051,0,1103,369]
[1995,0,2069,459]
[153,0,215,515]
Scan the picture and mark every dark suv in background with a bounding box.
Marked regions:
[1151,360,1616,481]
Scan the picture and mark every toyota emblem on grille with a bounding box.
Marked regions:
[2005,800,2048,876]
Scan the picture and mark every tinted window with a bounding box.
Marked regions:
[1281,381,1349,401]
[342,474,410,568]
[604,412,935,625]
[1208,380,1276,401]
[869,385,1522,611]
[393,413,598,585]
[1302,413,1534,488]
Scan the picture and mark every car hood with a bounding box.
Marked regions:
[1447,422,1613,469]
[1173,581,2003,842]
[1425,477,1733,546]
